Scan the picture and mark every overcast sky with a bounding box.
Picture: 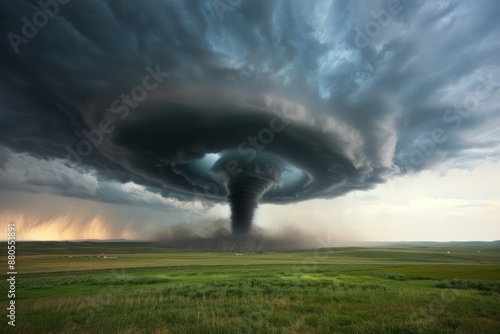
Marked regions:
[0,0,499,244]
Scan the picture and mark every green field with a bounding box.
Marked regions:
[1,241,500,333]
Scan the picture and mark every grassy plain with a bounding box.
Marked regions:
[1,241,499,333]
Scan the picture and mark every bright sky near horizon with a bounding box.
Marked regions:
[1,160,498,243]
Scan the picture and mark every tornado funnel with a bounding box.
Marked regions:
[227,175,275,234]
[211,152,282,234]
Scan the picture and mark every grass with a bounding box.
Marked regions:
[1,241,499,333]
[436,279,500,292]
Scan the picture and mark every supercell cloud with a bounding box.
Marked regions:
[0,0,499,234]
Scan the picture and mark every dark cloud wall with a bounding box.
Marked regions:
[1,0,499,224]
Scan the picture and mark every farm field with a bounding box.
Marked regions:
[1,241,500,333]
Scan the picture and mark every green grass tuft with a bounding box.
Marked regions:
[436,279,500,292]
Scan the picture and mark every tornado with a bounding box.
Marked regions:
[227,175,274,234]
[211,153,282,234]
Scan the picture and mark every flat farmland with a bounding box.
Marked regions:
[1,241,499,333]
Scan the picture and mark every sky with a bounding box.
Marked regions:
[0,0,499,245]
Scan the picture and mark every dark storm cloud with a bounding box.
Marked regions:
[0,147,199,213]
[1,0,500,231]
[0,146,10,170]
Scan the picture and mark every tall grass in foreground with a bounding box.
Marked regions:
[1,265,499,333]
